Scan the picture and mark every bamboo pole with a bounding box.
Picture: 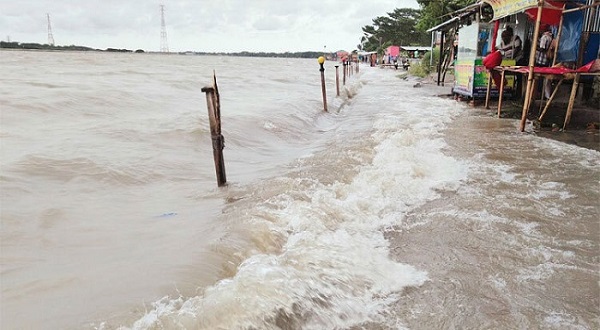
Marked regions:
[335,65,340,97]
[520,0,544,132]
[563,73,581,130]
[562,1,600,14]
[497,69,506,118]
[539,78,564,121]
[536,3,567,117]
[564,2,596,129]
[485,72,493,109]
[552,5,565,67]
[318,56,328,112]
[528,78,539,112]
[201,80,227,187]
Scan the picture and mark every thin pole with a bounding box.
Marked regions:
[497,70,506,118]
[335,65,340,96]
[318,57,328,112]
[552,5,566,67]
[563,73,580,129]
[537,3,567,116]
[539,78,564,121]
[430,31,435,68]
[564,1,596,129]
[520,0,544,132]
[437,32,445,86]
[562,2,600,14]
[485,73,493,109]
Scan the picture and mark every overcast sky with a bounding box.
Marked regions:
[0,0,420,52]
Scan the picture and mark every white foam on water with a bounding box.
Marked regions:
[120,68,470,329]
[544,312,590,330]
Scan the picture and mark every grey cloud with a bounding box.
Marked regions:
[0,0,419,51]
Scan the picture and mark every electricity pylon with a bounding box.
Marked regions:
[160,5,169,52]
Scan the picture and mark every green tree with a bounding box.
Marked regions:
[360,8,429,52]
[416,0,478,31]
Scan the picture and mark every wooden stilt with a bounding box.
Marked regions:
[497,69,506,118]
[485,72,493,109]
[528,78,538,112]
[563,73,581,130]
[539,78,564,121]
[538,78,548,115]
[520,1,544,132]
[561,3,596,130]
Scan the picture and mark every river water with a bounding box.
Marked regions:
[1,51,598,330]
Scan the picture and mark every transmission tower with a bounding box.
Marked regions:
[159,5,169,52]
[47,13,55,46]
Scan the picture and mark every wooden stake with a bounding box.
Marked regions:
[343,62,347,85]
[201,73,227,187]
[520,0,544,132]
[335,65,340,97]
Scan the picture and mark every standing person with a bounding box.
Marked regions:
[535,25,553,67]
[535,25,554,99]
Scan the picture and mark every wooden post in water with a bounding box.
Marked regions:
[318,56,328,112]
[335,65,340,96]
[201,72,227,187]
[343,61,347,85]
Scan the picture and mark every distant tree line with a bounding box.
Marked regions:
[0,41,141,53]
[0,41,324,58]
[187,51,325,59]
[0,41,97,51]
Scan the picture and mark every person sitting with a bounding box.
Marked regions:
[499,26,522,61]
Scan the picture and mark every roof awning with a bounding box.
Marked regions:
[426,17,459,33]
[482,0,565,22]
[400,46,432,51]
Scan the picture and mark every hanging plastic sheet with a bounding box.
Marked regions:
[557,8,583,63]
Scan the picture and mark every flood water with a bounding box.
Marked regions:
[1,50,598,329]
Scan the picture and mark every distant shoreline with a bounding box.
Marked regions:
[0,42,327,59]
